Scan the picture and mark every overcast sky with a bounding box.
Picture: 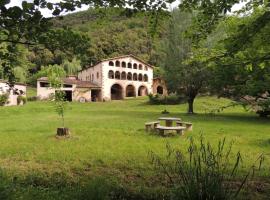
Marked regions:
[8,0,246,17]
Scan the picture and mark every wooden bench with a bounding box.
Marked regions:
[176,121,193,131]
[156,125,186,136]
[145,121,160,132]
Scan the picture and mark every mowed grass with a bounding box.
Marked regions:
[0,96,269,185]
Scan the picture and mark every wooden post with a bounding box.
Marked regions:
[57,128,70,136]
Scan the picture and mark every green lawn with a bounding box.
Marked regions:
[0,96,269,199]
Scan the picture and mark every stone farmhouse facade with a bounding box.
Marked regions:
[78,55,153,101]
[37,55,167,102]
[0,80,26,106]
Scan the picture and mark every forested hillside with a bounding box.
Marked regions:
[52,8,169,66]
[0,8,169,85]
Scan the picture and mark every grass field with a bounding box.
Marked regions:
[0,94,270,199]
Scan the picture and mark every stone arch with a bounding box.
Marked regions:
[109,61,114,66]
[121,72,126,80]
[138,74,143,81]
[116,60,120,67]
[111,84,123,100]
[143,74,148,82]
[126,85,136,97]
[127,72,132,80]
[133,73,138,81]
[139,64,143,70]
[128,62,132,68]
[122,61,126,68]
[157,86,164,95]
[108,70,114,79]
[133,63,137,69]
[138,85,148,96]
[115,71,120,79]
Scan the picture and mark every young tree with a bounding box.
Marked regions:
[46,64,70,136]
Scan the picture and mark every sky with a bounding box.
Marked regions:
[7,0,247,17]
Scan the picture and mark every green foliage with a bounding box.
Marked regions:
[160,10,211,113]
[53,8,169,66]
[78,178,112,200]
[45,64,66,89]
[17,95,27,105]
[150,136,263,200]
[148,93,185,105]
[0,93,9,106]
[62,58,81,75]
[54,91,67,128]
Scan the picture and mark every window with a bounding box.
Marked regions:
[92,74,94,81]
[139,64,143,70]
[40,82,49,87]
[64,84,72,88]
[121,72,126,80]
[138,74,143,81]
[128,62,132,68]
[108,70,114,79]
[109,61,114,66]
[115,71,120,79]
[133,63,137,69]
[122,61,126,68]
[127,72,132,80]
[143,74,148,82]
[133,73,138,81]
[97,72,99,79]
[116,60,120,67]
[145,66,148,71]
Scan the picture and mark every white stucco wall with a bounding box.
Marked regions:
[78,63,102,86]
[37,81,74,100]
[0,82,26,106]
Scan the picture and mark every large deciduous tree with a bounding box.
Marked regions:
[161,10,211,114]
[179,0,270,117]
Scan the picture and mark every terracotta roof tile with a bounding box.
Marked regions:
[37,77,101,88]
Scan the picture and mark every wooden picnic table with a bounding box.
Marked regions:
[158,117,181,127]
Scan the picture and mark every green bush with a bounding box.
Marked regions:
[148,94,185,105]
[17,95,27,105]
[27,96,39,102]
[150,136,263,200]
[0,94,9,106]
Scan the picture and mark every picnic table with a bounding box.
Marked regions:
[158,117,181,127]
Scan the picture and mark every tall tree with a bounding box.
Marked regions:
[161,10,210,114]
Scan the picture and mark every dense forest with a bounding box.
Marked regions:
[0,8,169,85]
[52,8,168,65]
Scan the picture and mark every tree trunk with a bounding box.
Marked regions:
[187,97,194,114]
[56,127,70,137]
[257,111,270,118]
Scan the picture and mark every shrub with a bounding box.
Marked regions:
[27,96,39,102]
[0,94,9,106]
[150,136,263,200]
[17,95,27,105]
[148,93,185,105]
[78,178,111,200]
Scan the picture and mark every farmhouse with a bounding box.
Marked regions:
[0,80,26,106]
[37,55,166,102]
